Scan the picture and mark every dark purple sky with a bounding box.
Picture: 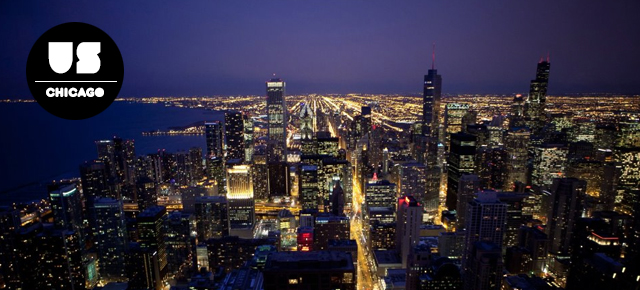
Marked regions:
[1,1,639,97]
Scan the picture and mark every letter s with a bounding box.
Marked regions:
[76,42,101,74]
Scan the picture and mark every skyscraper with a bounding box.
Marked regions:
[243,114,254,162]
[252,145,269,200]
[137,206,168,284]
[422,51,442,139]
[546,178,586,256]
[446,132,477,210]
[462,191,507,275]
[399,162,427,205]
[266,78,287,162]
[444,103,470,145]
[48,182,85,245]
[531,144,568,190]
[34,227,85,290]
[195,196,229,240]
[396,195,422,268]
[205,121,224,158]
[90,197,128,281]
[465,241,503,290]
[524,59,551,135]
[456,174,480,230]
[226,164,255,234]
[504,128,530,190]
[300,165,320,211]
[225,110,245,161]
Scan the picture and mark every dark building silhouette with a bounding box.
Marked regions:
[546,178,586,256]
[446,133,477,210]
[262,251,356,290]
[224,110,245,161]
[524,59,550,136]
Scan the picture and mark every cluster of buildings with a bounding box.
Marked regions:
[1,57,640,290]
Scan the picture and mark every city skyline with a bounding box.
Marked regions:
[1,2,640,290]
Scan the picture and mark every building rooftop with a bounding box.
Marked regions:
[264,251,354,271]
[374,250,402,265]
[138,206,166,218]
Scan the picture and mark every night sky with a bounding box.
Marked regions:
[1,1,639,97]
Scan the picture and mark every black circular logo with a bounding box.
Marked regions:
[27,22,123,120]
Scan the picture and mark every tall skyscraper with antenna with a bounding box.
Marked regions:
[422,44,442,140]
[524,56,550,135]
[422,45,443,172]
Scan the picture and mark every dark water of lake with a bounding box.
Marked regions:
[0,102,223,204]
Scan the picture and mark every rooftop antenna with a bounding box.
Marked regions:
[432,43,436,70]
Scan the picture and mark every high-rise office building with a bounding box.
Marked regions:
[126,242,163,290]
[446,132,477,210]
[424,166,441,215]
[464,241,504,290]
[266,78,287,162]
[252,145,269,200]
[422,56,442,139]
[113,137,136,186]
[195,196,229,240]
[165,211,195,276]
[463,191,507,275]
[79,160,112,207]
[91,197,128,281]
[205,236,276,273]
[504,128,530,190]
[546,178,586,256]
[243,114,254,161]
[524,59,551,135]
[189,146,203,182]
[365,179,397,210]
[531,144,568,190]
[225,110,245,161]
[416,257,463,290]
[207,156,226,195]
[34,227,86,290]
[613,147,640,215]
[135,177,158,212]
[314,214,350,251]
[96,139,116,177]
[456,174,480,230]
[205,121,224,159]
[300,165,320,211]
[268,161,290,198]
[361,106,372,138]
[444,103,470,145]
[399,162,427,205]
[48,182,85,245]
[137,206,168,283]
[396,195,422,268]
[496,192,527,249]
[475,146,508,190]
[226,164,255,233]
